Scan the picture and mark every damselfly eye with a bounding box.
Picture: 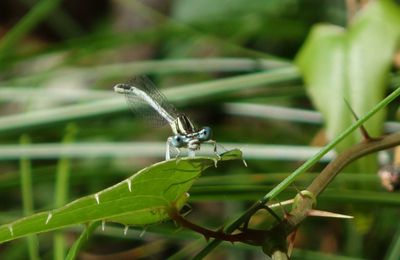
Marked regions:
[198,127,212,141]
[171,135,185,147]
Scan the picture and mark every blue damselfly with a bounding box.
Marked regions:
[114,76,218,160]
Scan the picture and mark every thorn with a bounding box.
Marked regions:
[139,228,147,237]
[126,179,132,192]
[101,220,106,231]
[94,193,100,204]
[212,158,218,168]
[307,209,354,219]
[8,225,13,236]
[182,207,192,217]
[343,98,372,141]
[242,158,248,167]
[124,226,129,236]
[269,199,294,208]
[203,234,210,242]
[46,212,53,224]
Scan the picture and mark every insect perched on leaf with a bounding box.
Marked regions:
[114,76,218,160]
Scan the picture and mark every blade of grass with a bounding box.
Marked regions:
[0,67,298,134]
[19,135,40,260]
[194,86,400,259]
[53,124,77,260]
[19,0,83,38]
[0,0,62,62]
[224,103,323,124]
[0,142,335,161]
[122,0,291,63]
[4,58,291,86]
[0,87,112,102]
[223,103,400,132]
[65,221,101,260]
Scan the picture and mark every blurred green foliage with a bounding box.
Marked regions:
[0,0,399,259]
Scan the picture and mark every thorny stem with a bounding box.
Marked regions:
[194,87,400,259]
[286,131,400,228]
[268,132,400,258]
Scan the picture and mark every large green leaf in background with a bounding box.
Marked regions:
[296,0,400,173]
[0,149,243,243]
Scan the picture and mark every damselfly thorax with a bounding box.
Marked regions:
[171,114,196,135]
[113,76,218,160]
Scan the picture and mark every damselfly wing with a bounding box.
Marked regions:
[114,76,217,160]
[114,76,178,128]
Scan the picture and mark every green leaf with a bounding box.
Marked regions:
[295,0,400,172]
[0,149,243,243]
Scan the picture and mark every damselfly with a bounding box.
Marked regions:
[114,76,218,160]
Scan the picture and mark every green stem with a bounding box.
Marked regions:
[7,58,291,86]
[54,124,77,260]
[19,135,40,260]
[0,0,62,61]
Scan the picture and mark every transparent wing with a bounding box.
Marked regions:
[117,76,179,127]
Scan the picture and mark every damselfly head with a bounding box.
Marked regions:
[171,135,185,148]
[114,84,132,94]
[198,126,212,141]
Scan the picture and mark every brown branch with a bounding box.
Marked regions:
[166,206,271,246]
[280,131,400,250]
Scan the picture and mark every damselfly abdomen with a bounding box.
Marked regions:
[114,76,218,160]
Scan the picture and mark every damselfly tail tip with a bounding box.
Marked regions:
[113,84,130,94]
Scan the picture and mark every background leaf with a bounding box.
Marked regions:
[295,0,400,172]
